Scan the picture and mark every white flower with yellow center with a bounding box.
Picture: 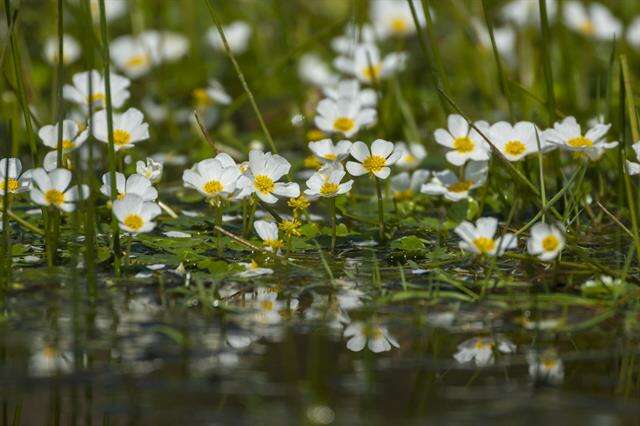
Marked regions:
[251,287,296,325]
[454,217,517,257]
[136,158,163,184]
[93,108,149,152]
[370,0,425,39]
[314,95,376,138]
[563,1,621,41]
[434,114,490,166]
[206,21,251,54]
[38,120,88,153]
[100,172,158,202]
[111,31,189,79]
[502,0,557,27]
[63,70,130,111]
[391,170,430,201]
[395,142,427,170]
[626,141,640,175]
[323,79,377,108]
[298,53,339,88]
[88,0,127,22]
[543,116,618,161]
[334,43,407,84]
[304,165,353,198]
[346,139,403,180]
[527,349,564,384]
[454,336,516,367]
[182,158,241,199]
[30,168,89,212]
[113,193,161,235]
[421,160,487,202]
[237,260,274,278]
[254,220,284,253]
[308,139,352,164]
[43,34,81,65]
[193,79,232,109]
[237,150,300,204]
[489,121,540,162]
[343,321,399,353]
[527,222,565,261]
[0,158,31,195]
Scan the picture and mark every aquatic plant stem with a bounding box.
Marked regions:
[5,210,44,236]
[214,201,224,257]
[375,178,385,241]
[97,0,122,276]
[204,0,278,154]
[538,0,556,125]
[330,197,336,254]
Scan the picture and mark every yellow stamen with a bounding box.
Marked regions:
[323,153,337,161]
[306,129,325,141]
[254,175,275,194]
[473,237,495,254]
[362,63,382,81]
[504,140,526,157]
[45,189,65,206]
[567,136,593,148]
[113,129,131,147]
[264,239,284,251]
[303,155,322,170]
[474,339,492,350]
[580,20,594,35]
[542,235,559,252]
[62,139,74,150]
[453,136,475,153]
[390,17,408,33]
[362,155,386,173]
[320,182,339,196]
[123,214,144,231]
[393,189,414,201]
[193,88,211,108]
[259,300,274,311]
[447,181,473,193]
[203,180,223,195]
[125,53,149,70]
[333,117,355,133]
[90,92,105,104]
[1,178,20,193]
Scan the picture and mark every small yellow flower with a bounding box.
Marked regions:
[279,218,302,238]
[288,195,310,213]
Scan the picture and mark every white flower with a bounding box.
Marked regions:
[502,0,557,26]
[30,168,89,212]
[434,114,490,166]
[563,1,621,41]
[314,95,376,138]
[395,142,427,170]
[193,79,232,108]
[38,120,88,153]
[346,139,403,179]
[454,217,517,256]
[527,222,565,261]
[63,70,130,111]
[140,31,189,63]
[331,23,376,55]
[43,34,81,65]
[308,139,352,164]
[163,231,191,238]
[370,0,424,39]
[251,288,293,325]
[334,43,407,84]
[421,161,487,202]
[89,0,127,21]
[29,343,72,377]
[237,260,274,278]
[237,150,300,204]
[136,158,163,183]
[343,322,399,353]
[0,158,31,195]
[112,194,161,234]
[182,158,241,199]
[527,349,564,384]
[298,54,339,88]
[471,18,516,62]
[100,172,158,202]
[543,116,618,161]
[489,121,541,162]
[253,220,283,252]
[581,275,626,297]
[110,35,155,79]
[93,108,149,151]
[304,165,353,198]
[206,21,251,54]
[454,336,515,367]
[323,79,377,108]
[390,169,430,201]
[628,17,640,49]
[626,141,640,175]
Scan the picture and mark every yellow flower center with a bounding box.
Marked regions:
[474,339,493,350]
[447,180,473,193]
[279,219,301,237]
[320,182,339,196]
[362,63,382,81]
[394,189,414,201]
[567,136,593,148]
[259,300,274,311]
[333,117,355,133]
[323,153,337,161]
[288,196,310,211]
[264,239,284,250]
[473,237,495,254]
[542,235,559,252]
[303,155,322,170]
[254,175,275,194]
[306,129,326,141]
[203,180,223,195]
[113,129,131,146]
[542,358,558,369]
[390,17,408,33]
[580,20,594,35]
[249,260,259,269]
[45,189,65,206]
[368,327,384,340]
[362,155,386,173]
[403,153,416,165]
[116,193,125,201]
[90,92,105,104]
[123,214,144,231]
[125,53,149,70]
[504,140,527,157]
[1,178,20,193]
[453,136,475,153]
[62,139,74,150]
[193,88,211,107]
